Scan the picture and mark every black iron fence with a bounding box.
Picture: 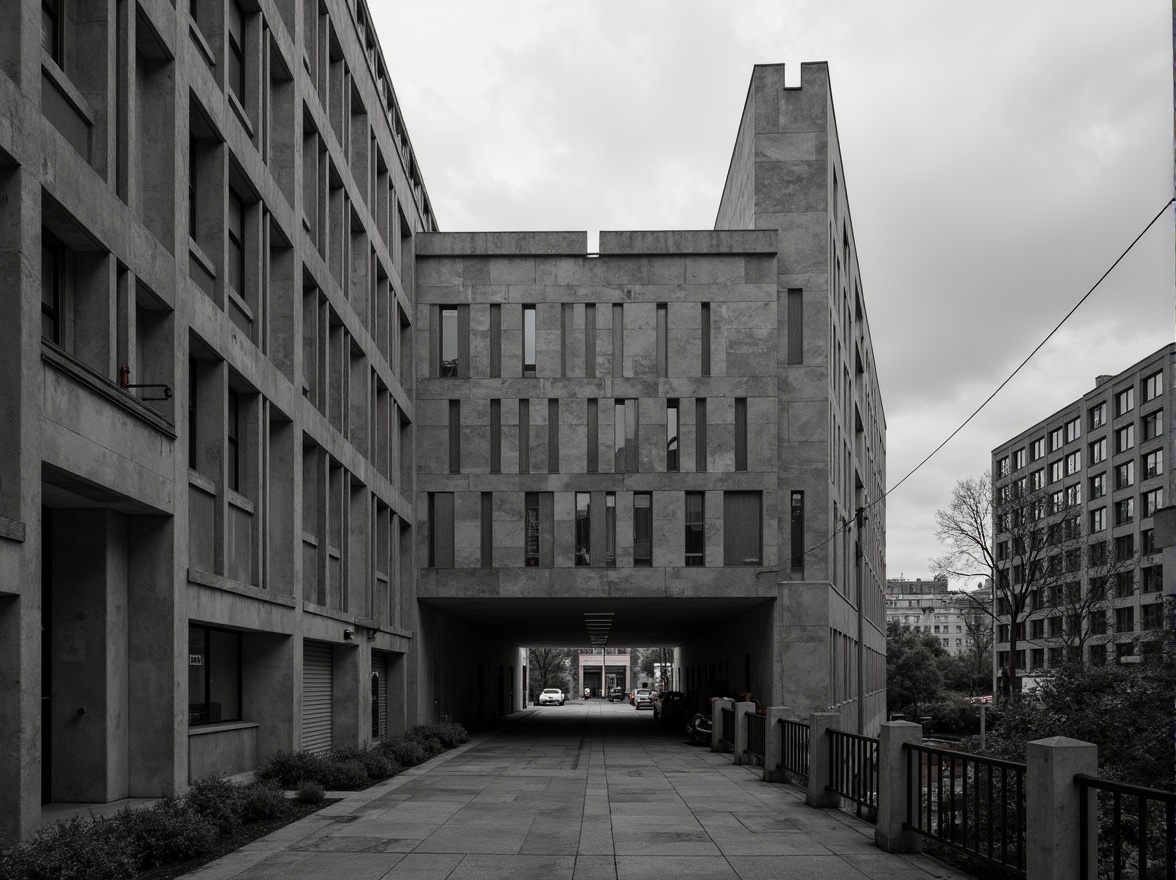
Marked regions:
[1076,774,1176,880]
[779,718,809,781]
[720,707,734,748]
[745,712,766,763]
[903,742,1026,877]
[827,728,879,818]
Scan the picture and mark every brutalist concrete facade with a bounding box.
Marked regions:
[0,0,886,841]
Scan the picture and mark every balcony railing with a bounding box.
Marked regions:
[1076,774,1176,880]
[828,729,879,818]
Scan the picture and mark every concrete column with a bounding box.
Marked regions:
[806,712,841,808]
[711,697,733,753]
[1026,737,1098,880]
[874,721,924,853]
[732,700,755,765]
[763,706,790,782]
[332,642,362,746]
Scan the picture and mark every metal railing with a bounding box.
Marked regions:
[779,718,810,780]
[1076,774,1176,880]
[745,712,766,763]
[904,742,1026,876]
[719,707,734,748]
[827,728,879,817]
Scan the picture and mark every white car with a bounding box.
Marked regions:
[538,688,565,705]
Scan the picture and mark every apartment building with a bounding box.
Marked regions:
[0,0,886,840]
[884,577,988,657]
[991,345,1173,683]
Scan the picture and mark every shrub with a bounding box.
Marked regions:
[0,816,138,880]
[409,721,469,748]
[237,781,287,823]
[317,757,370,791]
[382,737,426,768]
[186,774,243,834]
[112,796,217,868]
[257,750,330,790]
[296,780,325,804]
[928,693,980,735]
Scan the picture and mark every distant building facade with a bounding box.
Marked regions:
[991,345,1174,683]
[578,650,632,696]
[884,577,988,657]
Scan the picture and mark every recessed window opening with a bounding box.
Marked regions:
[575,493,591,566]
[666,399,679,472]
[439,307,458,376]
[523,305,536,376]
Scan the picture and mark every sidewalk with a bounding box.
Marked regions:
[184,700,971,879]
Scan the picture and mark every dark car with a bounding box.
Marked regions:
[652,690,689,724]
[685,711,712,744]
[633,688,654,710]
[608,686,625,702]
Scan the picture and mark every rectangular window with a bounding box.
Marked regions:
[227,190,246,298]
[489,304,501,378]
[524,492,553,567]
[448,400,461,474]
[585,303,596,378]
[1143,371,1163,402]
[1031,469,1045,491]
[734,398,748,471]
[1116,387,1134,416]
[1116,460,1134,489]
[614,399,637,473]
[787,289,803,364]
[1049,490,1064,514]
[438,306,468,377]
[685,492,704,566]
[1144,448,1163,478]
[605,493,616,567]
[1089,437,1106,464]
[1142,410,1162,441]
[1064,483,1081,508]
[1089,472,1106,498]
[1049,427,1064,451]
[1064,417,1081,443]
[1143,487,1163,517]
[188,357,200,471]
[523,305,536,376]
[519,399,530,474]
[575,492,591,566]
[480,492,493,567]
[586,399,598,472]
[1090,507,1106,532]
[1116,424,1134,454]
[666,399,679,472]
[612,304,624,377]
[1048,459,1063,483]
[1141,529,1156,555]
[227,389,241,491]
[1089,403,1106,429]
[998,457,1010,478]
[1114,571,1134,599]
[695,399,707,472]
[1114,498,1133,526]
[489,399,501,474]
[1012,448,1026,470]
[633,492,652,567]
[1143,603,1162,631]
[726,491,763,566]
[1115,606,1135,634]
[656,303,668,377]
[548,399,559,473]
[1142,565,1163,592]
[561,304,573,377]
[1065,451,1081,475]
[187,625,241,725]
[41,233,61,343]
[428,492,454,568]
[700,303,711,375]
[1031,437,1046,460]
[42,0,62,64]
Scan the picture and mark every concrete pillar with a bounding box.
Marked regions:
[806,712,841,808]
[732,700,755,765]
[711,697,733,753]
[1026,737,1098,880]
[332,642,362,745]
[763,706,790,782]
[874,721,924,853]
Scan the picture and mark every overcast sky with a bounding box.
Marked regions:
[371,1,1174,584]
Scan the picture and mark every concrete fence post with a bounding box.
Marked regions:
[732,701,755,765]
[711,698,733,754]
[806,712,841,808]
[763,706,790,782]
[874,721,923,853]
[1026,737,1098,880]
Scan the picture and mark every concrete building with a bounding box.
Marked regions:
[577,649,632,697]
[991,345,1174,683]
[0,0,885,840]
[884,576,988,657]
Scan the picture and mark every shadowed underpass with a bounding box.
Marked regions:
[188,702,968,880]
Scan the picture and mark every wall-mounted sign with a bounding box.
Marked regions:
[189,654,204,666]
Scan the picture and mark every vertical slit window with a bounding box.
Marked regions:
[480,492,493,567]
[790,491,804,578]
[625,400,638,472]
[525,493,539,566]
[700,302,711,376]
[523,305,536,376]
[188,357,200,471]
[448,400,460,474]
[586,399,599,473]
[439,307,458,376]
[561,304,572,377]
[612,303,624,377]
[227,190,245,298]
[725,491,762,566]
[685,492,704,566]
[42,0,62,64]
[585,304,596,377]
[548,399,559,473]
[735,398,748,471]
[519,399,530,474]
[489,304,501,377]
[656,303,668,377]
[575,493,591,566]
[41,234,61,344]
[524,492,553,567]
[787,289,803,364]
[667,399,679,472]
[614,400,625,473]
[633,493,652,567]
[428,492,454,568]
[226,389,240,492]
[489,399,501,474]
[695,398,707,472]
[188,136,199,239]
[228,0,246,103]
[605,493,616,567]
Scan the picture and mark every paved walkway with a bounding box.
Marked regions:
[187,700,971,880]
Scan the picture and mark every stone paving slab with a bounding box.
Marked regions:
[183,701,977,880]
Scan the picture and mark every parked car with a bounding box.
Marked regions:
[608,687,625,702]
[685,711,712,744]
[633,688,654,710]
[538,688,565,706]
[652,691,689,724]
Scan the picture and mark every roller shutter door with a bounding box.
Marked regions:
[372,653,388,739]
[302,641,333,754]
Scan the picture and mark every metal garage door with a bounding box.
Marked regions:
[302,641,333,754]
[371,653,388,739]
